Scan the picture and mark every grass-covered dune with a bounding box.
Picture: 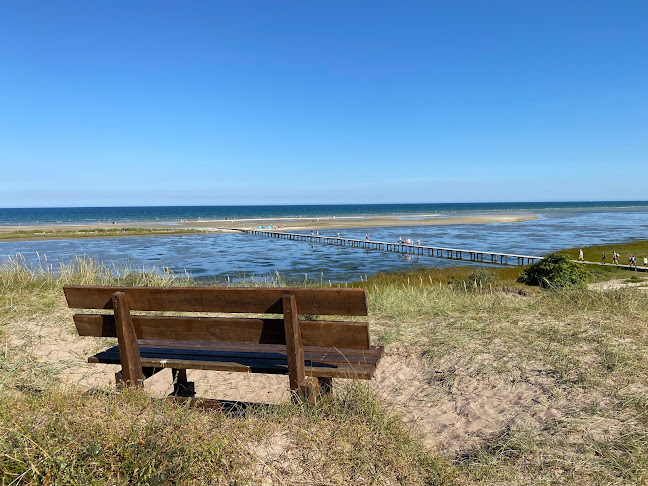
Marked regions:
[0,227,206,241]
[562,240,648,266]
[1,257,647,484]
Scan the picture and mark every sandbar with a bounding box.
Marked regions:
[225,213,538,231]
[0,214,538,241]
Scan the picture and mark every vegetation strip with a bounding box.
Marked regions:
[0,227,207,241]
[0,249,647,484]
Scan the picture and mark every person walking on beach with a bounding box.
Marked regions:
[602,252,606,264]
[578,249,584,261]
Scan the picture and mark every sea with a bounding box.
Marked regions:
[1,202,647,282]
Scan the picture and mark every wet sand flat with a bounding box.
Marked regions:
[0,213,538,239]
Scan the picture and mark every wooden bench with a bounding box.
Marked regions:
[63,285,383,404]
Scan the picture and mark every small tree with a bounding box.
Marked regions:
[517,253,588,288]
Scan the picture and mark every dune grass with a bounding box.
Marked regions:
[361,269,648,484]
[0,257,454,485]
[0,384,452,485]
[1,257,647,484]
[0,228,206,241]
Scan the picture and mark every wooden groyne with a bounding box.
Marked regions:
[235,229,543,266]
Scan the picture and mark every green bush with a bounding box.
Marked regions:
[517,253,588,288]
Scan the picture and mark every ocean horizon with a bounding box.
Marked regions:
[1,201,648,226]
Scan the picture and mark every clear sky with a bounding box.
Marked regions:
[1,1,646,207]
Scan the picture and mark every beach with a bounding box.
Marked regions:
[0,213,539,238]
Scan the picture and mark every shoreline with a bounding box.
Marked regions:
[0,213,539,241]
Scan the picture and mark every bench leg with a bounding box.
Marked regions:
[171,368,196,397]
[115,371,144,389]
[115,367,161,390]
[317,377,333,395]
[295,376,318,404]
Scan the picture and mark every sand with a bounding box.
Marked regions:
[0,213,538,239]
[11,308,556,457]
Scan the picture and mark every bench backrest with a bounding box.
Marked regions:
[64,285,370,349]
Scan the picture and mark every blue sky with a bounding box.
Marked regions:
[1,1,646,207]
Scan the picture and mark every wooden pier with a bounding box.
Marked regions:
[236,229,544,266]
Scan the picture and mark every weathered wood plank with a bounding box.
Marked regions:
[134,339,382,358]
[64,286,368,316]
[112,291,144,386]
[73,314,371,349]
[283,294,306,391]
[87,342,383,366]
[89,353,376,379]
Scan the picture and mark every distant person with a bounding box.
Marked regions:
[316,230,319,236]
[365,234,369,241]
[612,251,618,264]
[601,252,606,264]
[398,236,402,244]
[644,256,647,267]
[337,232,340,238]
[578,249,584,261]
[417,239,421,246]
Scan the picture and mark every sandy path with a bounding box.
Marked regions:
[8,311,560,456]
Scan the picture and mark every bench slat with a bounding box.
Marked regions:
[93,341,383,365]
[89,344,378,379]
[137,340,384,363]
[64,286,368,316]
[73,314,371,349]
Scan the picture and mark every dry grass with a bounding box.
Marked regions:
[1,257,648,484]
[365,275,648,484]
[0,257,454,485]
[0,384,453,485]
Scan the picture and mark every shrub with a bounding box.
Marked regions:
[517,253,588,288]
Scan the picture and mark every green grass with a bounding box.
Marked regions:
[0,227,206,241]
[562,240,648,266]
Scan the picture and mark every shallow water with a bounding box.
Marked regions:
[1,207,647,282]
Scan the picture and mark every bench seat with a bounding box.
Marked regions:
[89,340,383,379]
